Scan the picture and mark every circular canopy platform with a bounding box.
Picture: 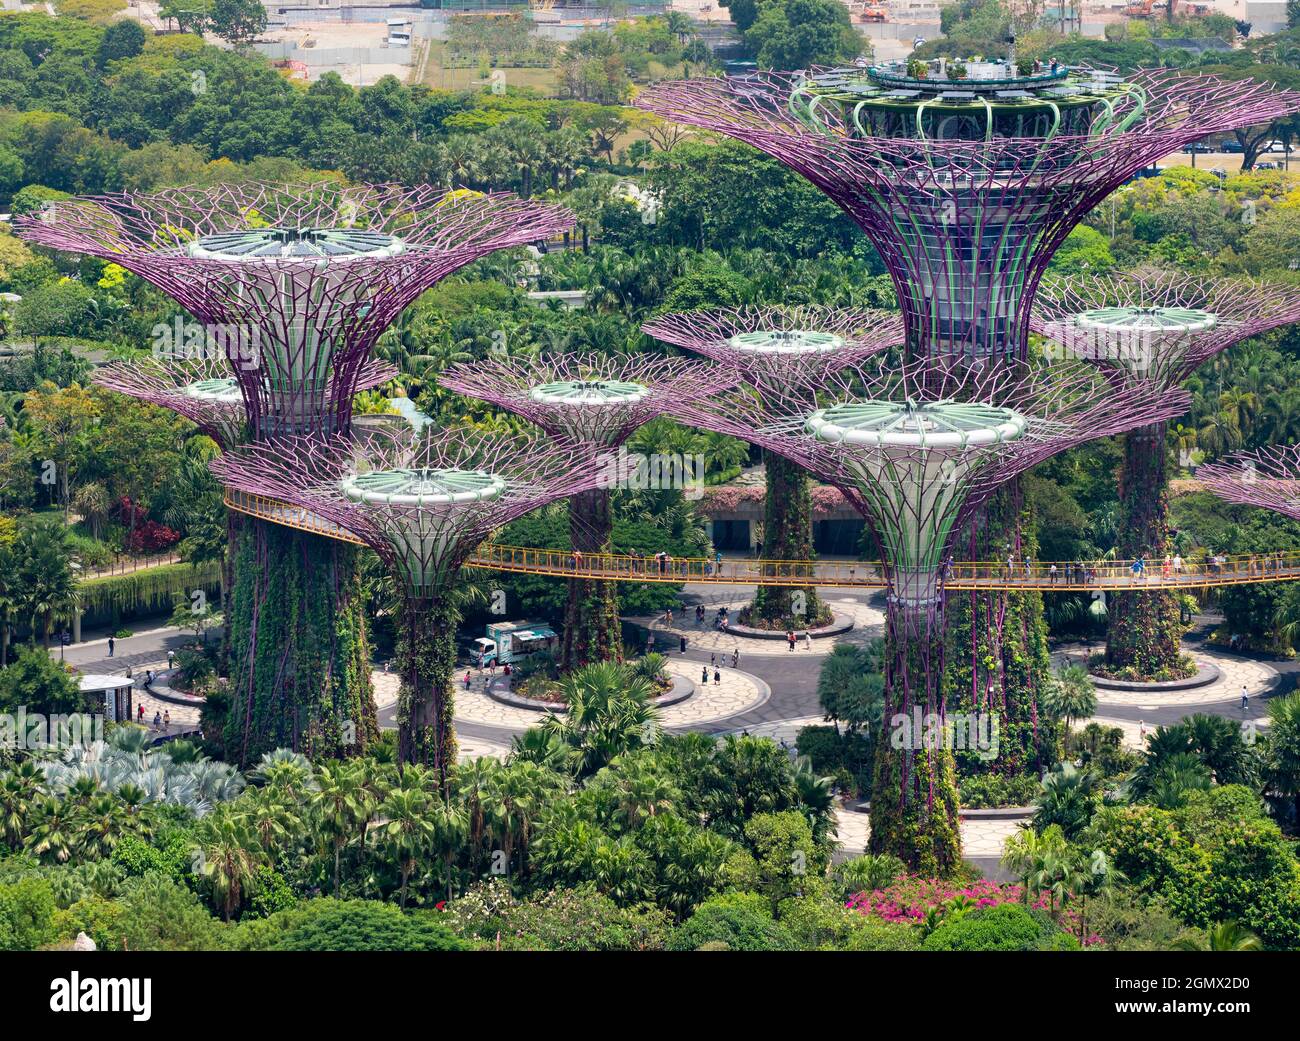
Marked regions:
[527,379,650,406]
[804,399,1028,449]
[188,227,405,262]
[724,329,847,355]
[1074,305,1218,335]
[341,468,507,507]
[77,673,132,694]
[788,62,1139,140]
[182,377,242,402]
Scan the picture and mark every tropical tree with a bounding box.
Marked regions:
[193,807,267,921]
[379,786,434,909]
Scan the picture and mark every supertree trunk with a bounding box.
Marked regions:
[1104,421,1183,676]
[226,519,376,766]
[397,593,459,790]
[870,591,961,875]
[561,487,623,670]
[944,482,1057,778]
[747,454,825,627]
[221,509,241,661]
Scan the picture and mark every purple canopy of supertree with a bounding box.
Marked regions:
[15,182,574,437]
[635,65,1300,362]
[439,351,737,447]
[640,305,905,384]
[1196,444,1300,523]
[210,426,618,774]
[91,354,398,452]
[1032,268,1300,388]
[669,357,1188,869]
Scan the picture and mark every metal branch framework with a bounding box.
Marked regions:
[670,354,1187,871]
[439,351,737,446]
[210,427,613,592]
[1197,444,1300,522]
[1032,269,1300,387]
[91,355,398,451]
[635,66,1300,362]
[672,357,1191,599]
[640,305,905,383]
[211,426,618,772]
[16,182,574,436]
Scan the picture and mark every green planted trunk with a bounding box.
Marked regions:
[396,593,458,787]
[561,487,623,671]
[749,453,823,626]
[944,480,1058,779]
[869,598,961,875]
[226,519,376,766]
[1104,422,1184,677]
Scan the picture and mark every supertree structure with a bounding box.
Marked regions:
[91,353,399,653]
[642,305,904,628]
[671,357,1190,871]
[635,64,1300,363]
[1198,444,1300,522]
[15,182,573,436]
[17,181,575,764]
[91,354,401,453]
[1034,271,1300,677]
[440,352,735,669]
[211,427,614,783]
[637,61,1300,777]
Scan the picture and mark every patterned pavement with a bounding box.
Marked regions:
[1089,651,1278,709]
[448,658,769,732]
[834,808,1027,860]
[642,596,885,658]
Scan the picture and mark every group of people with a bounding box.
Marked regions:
[135,703,170,732]
[785,629,813,651]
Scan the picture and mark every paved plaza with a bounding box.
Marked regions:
[642,596,885,658]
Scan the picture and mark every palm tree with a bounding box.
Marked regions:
[380,787,434,908]
[1174,921,1264,951]
[311,761,369,896]
[1000,823,1069,904]
[0,761,42,847]
[1042,664,1097,735]
[194,807,267,921]
[1032,762,1101,840]
[1266,691,1300,828]
[542,662,660,777]
[429,797,468,904]
[14,520,78,648]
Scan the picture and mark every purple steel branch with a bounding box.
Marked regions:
[1196,444,1300,522]
[16,182,574,436]
[209,426,617,591]
[439,351,738,446]
[640,305,904,385]
[670,356,1191,584]
[92,355,398,451]
[1032,269,1300,387]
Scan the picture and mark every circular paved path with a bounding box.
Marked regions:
[642,596,885,658]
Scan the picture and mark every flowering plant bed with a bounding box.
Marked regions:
[1087,652,1198,683]
[846,877,1099,945]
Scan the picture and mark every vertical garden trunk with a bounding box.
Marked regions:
[1104,422,1184,677]
[397,593,459,788]
[869,589,961,875]
[226,519,376,766]
[561,487,623,671]
[944,481,1057,778]
[747,453,823,626]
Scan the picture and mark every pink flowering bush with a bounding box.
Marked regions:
[699,484,849,514]
[846,876,1099,944]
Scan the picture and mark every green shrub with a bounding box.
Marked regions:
[958,772,1040,809]
[667,892,798,951]
[0,876,59,950]
[275,899,467,951]
[922,904,1079,951]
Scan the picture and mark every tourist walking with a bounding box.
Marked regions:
[732,649,739,668]
[163,710,170,732]
[679,635,687,654]
[107,636,115,658]
[167,649,175,670]
[1241,685,1250,713]
[787,629,796,652]
[152,711,162,732]
[701,665,709,685]
[713,668,721,686]
[803,629,812,650]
